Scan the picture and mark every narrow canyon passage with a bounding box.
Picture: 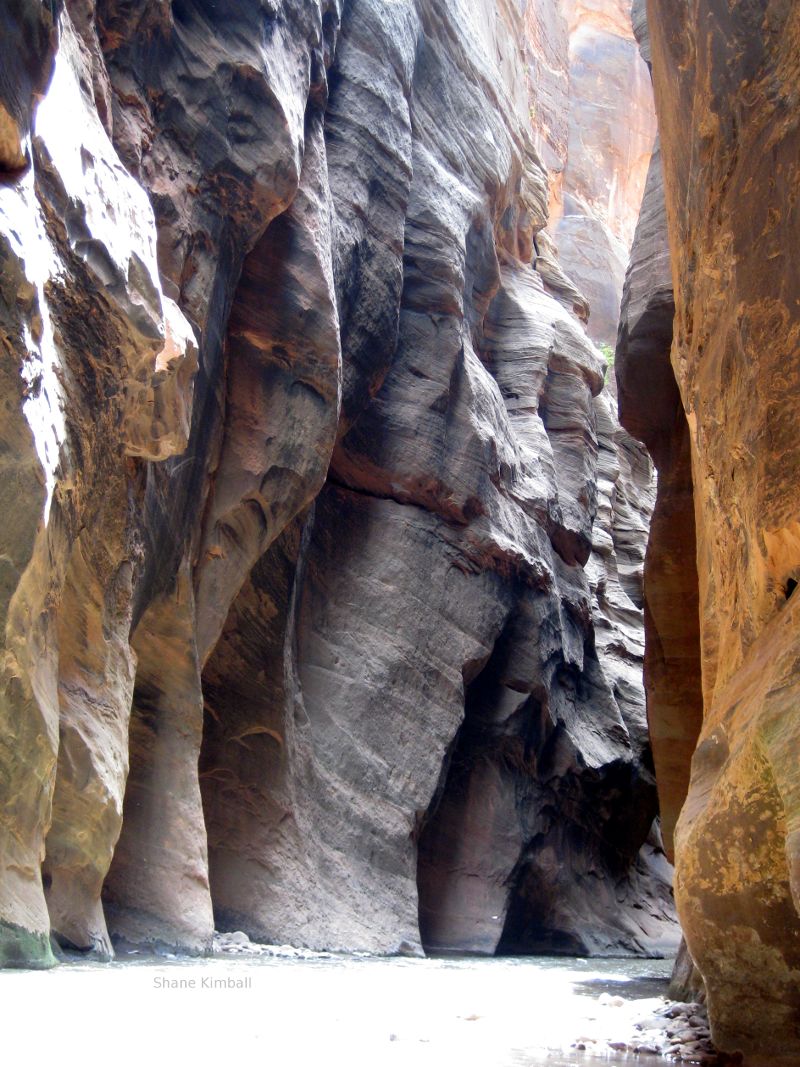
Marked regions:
[0,1,799,1065]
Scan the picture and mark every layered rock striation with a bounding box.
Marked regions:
[0,0,672,968]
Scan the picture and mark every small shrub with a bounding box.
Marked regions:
[599,342,615,368]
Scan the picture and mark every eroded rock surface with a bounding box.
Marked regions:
[0,0,672,968]
[524,0,656,347]
[622,0,800,1061]
[616,141,703,868]
[0,7,197,965]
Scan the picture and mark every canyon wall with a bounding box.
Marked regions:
[526,0,655,347]
[619,0,800,1062]
[0,0,673,968]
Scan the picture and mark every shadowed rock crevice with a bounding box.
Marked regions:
[615,27,705,1006]
[418,572,676,959]
[417,616,530,956]
[615,142,703,864]
[325,0,414,432]
[199,520,305,939]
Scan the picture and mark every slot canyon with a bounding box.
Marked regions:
[0,1,798,1064]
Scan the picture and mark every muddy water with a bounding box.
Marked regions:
[2,953,677,1066]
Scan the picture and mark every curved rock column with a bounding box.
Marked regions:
[1,5,197,964]
[616,140,703,866]
[631,1,800,1059]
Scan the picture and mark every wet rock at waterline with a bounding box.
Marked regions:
[0,0,673,972]
[570,997,727,1064]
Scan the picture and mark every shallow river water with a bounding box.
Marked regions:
[2,952,678,1066]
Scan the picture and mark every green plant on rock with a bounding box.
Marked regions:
[598,342,615,368]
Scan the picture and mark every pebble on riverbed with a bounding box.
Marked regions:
[570,997,743,1065]
[212,930,335,960]
[657,1001,723,1063]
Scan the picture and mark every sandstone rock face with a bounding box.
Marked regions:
[0,6,197,965]
[0,0,672,967]
[616,141,703,866]
[623,0,800,1060]
[555,0,655,250]
[525,0,656,347]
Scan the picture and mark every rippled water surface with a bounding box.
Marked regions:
[2,952,677,1066]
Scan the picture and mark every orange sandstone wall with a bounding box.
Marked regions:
[624,0,800,1061]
